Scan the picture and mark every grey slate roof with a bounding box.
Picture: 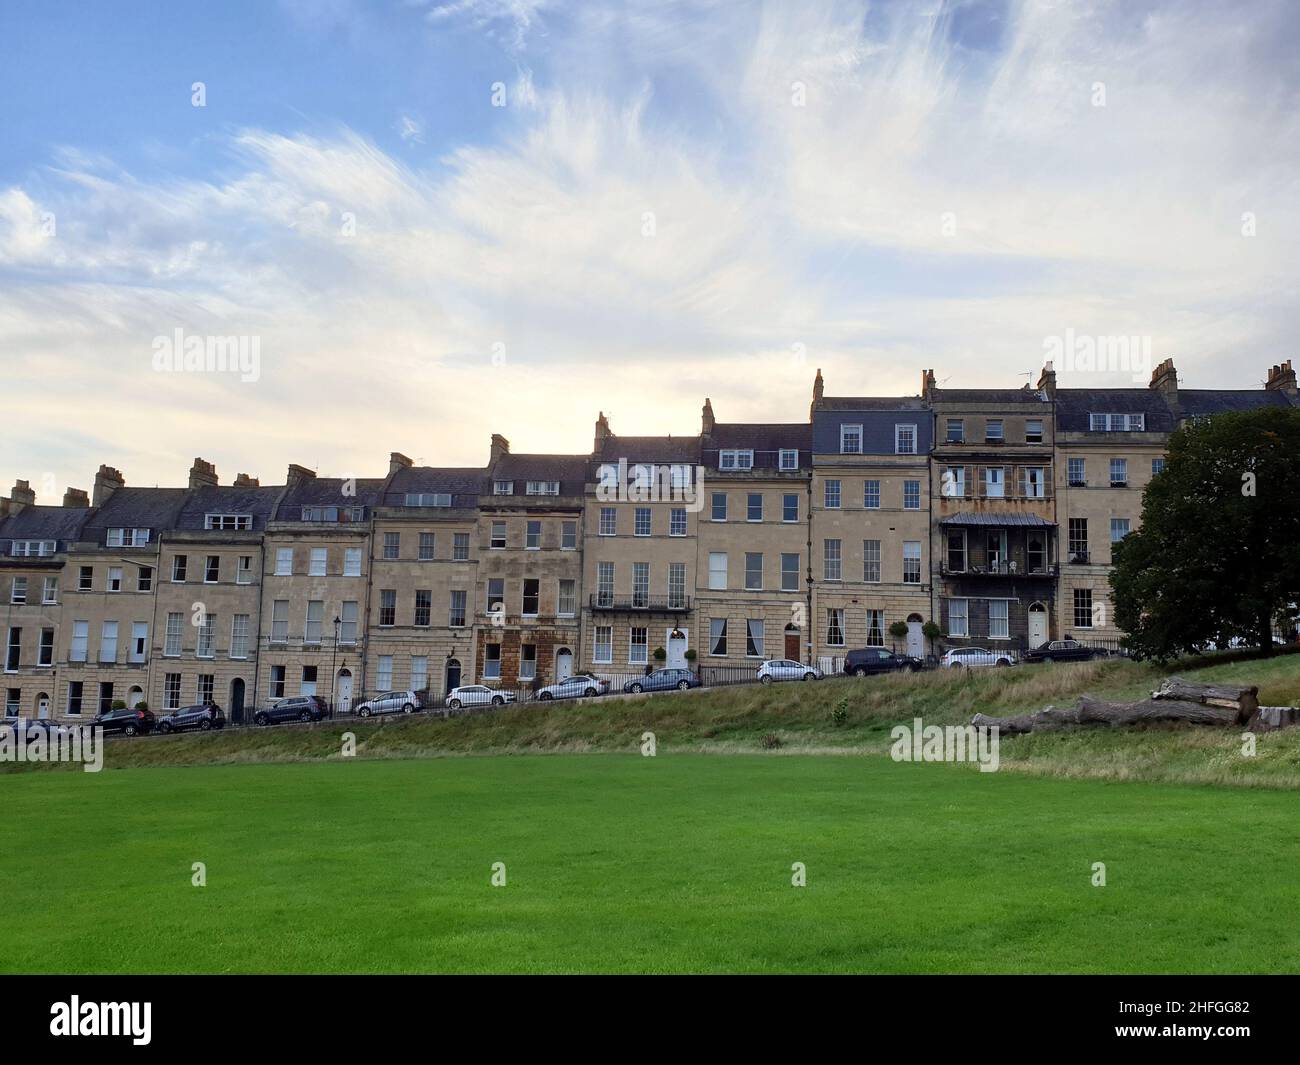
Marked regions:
[0,505,94,543]
[932,388,1047,405]
[275,478,386,519]
[1055,388,1178,432]
[384,467,484,508]
[816,396,928,411]
[940,512,1056,527]
[703,423,812,470]
[1176,389,1294,417]
[81,488,190,543]
[595,435,702,465]
[176,485,284,531]
[489,454,588,496]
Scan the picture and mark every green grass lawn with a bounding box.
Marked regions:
[3,753,1298,974]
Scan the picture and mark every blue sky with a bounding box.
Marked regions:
[2,0,1298,494]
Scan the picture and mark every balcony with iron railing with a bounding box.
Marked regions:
[939,561,1059,579]
[588,593,693,613]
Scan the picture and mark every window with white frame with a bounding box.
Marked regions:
[448,591,466,628]
[826,609,844,646]
[309,547,327,575]
[339,601,358,643]
[1022,467,1047,498]
[204,556,219,583]
[453,533,470,561]
[377,656,394,690]
[306,600,325,642]
[383,533,400,559]
[984,467,1005,498]
[781,553,799,591]
[840,424,863,454]
[97,621,117,663]
[10,540,56,556]
[79,565,93,590]
[107,528,150,547]
[1110,518,1130,542]
[1068,457,1086,486]
[628,628,648,665]
[866,610,884,646]
[527,520,542,549]
[493,480,514,495]
[747,493,763,522]
[823,539,842,581]
[403,494,450,507]
[863,539,881,583]
[40,627,55,666]
[70,620,89,662]
[300,665,318,696]
[129,623,147,663]
[711,493,727,521]
[10,577,26,604]
[745,619,764,658]
[196,615,215,659]
[943,466,965,498]
[1151,458,1166,476]
[599,508,616,536]
[526,481,560,495]
[896,424,917,454]
[1073,588,1094,628]
[230,615,250,659]
[518,645,536,679]
[164,612,183,656]
[377,591,395,628]
[411,655,429,691]
[948,599,969,637]
[42,576,58,603]
[634,508,651,536]
[418,532,435,560]
[708,552,728,590]
[863,480,880,509]
[824,479,841,509]
[491,522,507,549]
[903,541,921,584]
[669,508,687,536]
[668,563,686,608]
[1090,413,1145,431]
[719,449,754,470]
[989,600,1009,639]
[709,618,727,656]
[903,481,921,509]
[631,564,649,608]
[275,548,293,575]
[594,626,613,664]
[562,521,578,549]
[270,665,286,700]
[236,555,252,584]
[205,514,252,530]
[597,562,614,607]
[558,580,576,617]
[745,552,763,590]
[1110,458,1128,486]
[779,449,798,471]
[783,494,798,522]
[984,420,1003,443]
[164,674,181,710]
[1025,419,1044,443]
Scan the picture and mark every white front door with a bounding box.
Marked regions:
[1028,606,1048,648]
[556,649,573,681]
[336,672,353,714]
[666,629,688,670]
[37,697,50,719]
[906,621,924,658]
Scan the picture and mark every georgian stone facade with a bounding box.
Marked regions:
[1,358,1294,720]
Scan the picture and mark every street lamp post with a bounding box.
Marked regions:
[330,616,341,720]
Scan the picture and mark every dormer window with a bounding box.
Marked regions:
[719,449,753,470]
[779,449,798,471]
[984,420,1003,443]
[402,494,450,508]
[205,514,252,530]
[896,424,918,454]
[493,481,514,495]
[301,506,366,521]
[526,481,560,495]
[840,425,863,454]
[10,540,56,557]
[107,528,151,547]
[1089,413,1145,431]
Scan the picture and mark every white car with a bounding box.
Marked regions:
[535,674,610,700]
[941,647,1015,669]
[445,685,517,711]
[757,659,823,684]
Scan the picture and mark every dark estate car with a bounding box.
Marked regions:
[157,703,225,734]
[843,647,924,677]
[1021,639,1100,665]
[92,707,156,736]
[622,668,701,694]
[0,717,68,739]
[254,695,328,726]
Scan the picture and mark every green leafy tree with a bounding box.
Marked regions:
[1111,406,1300,660]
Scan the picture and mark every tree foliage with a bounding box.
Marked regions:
[1110,405,1300,661]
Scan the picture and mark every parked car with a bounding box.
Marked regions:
[254,695,328,726]
[445,685,516,710]
[355,690,426,718]
[757,659,823,683]
[157,703,225,733]
[0,718,68,739]
[92,706,156,736]
[622,669,701,694]
[941,647,1016,669]
[535,674,610,700]
[843,647,924,677]
[1022,639,1100,664]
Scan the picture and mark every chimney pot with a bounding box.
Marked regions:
[188,457,218,489]
[62,487,90,508]
[233,473,260,488]
[285,463,316,489]
[1265,359,1297,397]
[10,479,36,508]
[93,465,124,507]
[389,452,413,475]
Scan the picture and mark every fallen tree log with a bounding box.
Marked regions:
[1151,677,1258,723]
[1246,706,1300,732]
[973,696,1238,736]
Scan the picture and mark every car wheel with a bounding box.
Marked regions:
[583,688,596,698]
[254,713,268,726]
[630,683,644,694]
[539,691,553,701]
[125,724,137,736]
[996,660,1011,667]
[491,695,504,705]
[854,667,868,677]
[299,710,311,722]
[1043,656,1054,665]
[403,703,415,713]
[200,719,212,730]
[760,675,773,685]
[359,707,371,718]
[677,680,690,690]
[449,699,461,710]
[802,672,817,682]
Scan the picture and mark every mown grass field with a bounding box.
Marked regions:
[3,753,1299,974]
[3,651,1299,974]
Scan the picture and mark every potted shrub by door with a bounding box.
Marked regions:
[888,621,909,653]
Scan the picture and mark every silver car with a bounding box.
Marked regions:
[445,685,517,710]
[535,674,610,700]
[756,659,823,683]
[355,690,425,717]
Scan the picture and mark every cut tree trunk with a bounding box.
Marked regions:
[973,696,1238,736]
[1150,677,1258,724]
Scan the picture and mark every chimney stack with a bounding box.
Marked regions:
[701,398,715,436]
[1036,360,1057,398]
[93,465,124,507]
[285,464,316,489]
[188,457,218,489]
[594,412,613,453]
[9,479,36,511]
[921,368,937,401]
[489,435,510,465]
[1149,357,1178,402]
[389,452,413,476]
[1265,359,1297,397]
[809,369,824,420]
[233,473,260,488]
[63,487,90,508]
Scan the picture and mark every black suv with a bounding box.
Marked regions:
[157,703,225,734]
[1021,639,1099,665]
[843,647,924,677]
[254,696,327,726]
[92,707,156,736]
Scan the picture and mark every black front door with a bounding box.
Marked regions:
[230,679,245,724]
